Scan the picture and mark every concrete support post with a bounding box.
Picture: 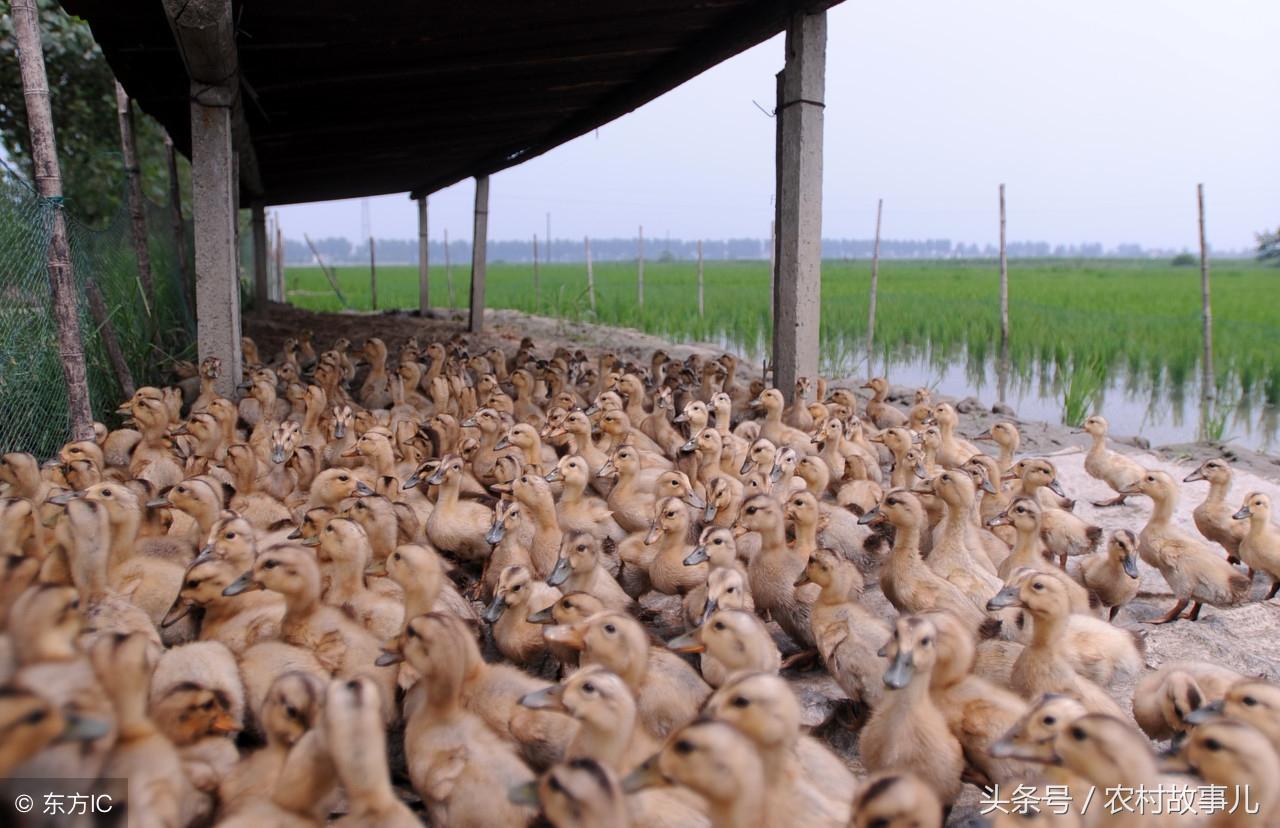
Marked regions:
[468,176,489,332]
[190,82,242,394]
[771,9,826,400]
[252,203,268,308]
[417,196,429,314]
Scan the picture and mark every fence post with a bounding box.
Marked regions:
[866,198,882,376]
[114,81,155,324]
[468,175,489,332]
[533,234,540,309]
[697,239,704,317]
[12,0,95,440]
[637,225,645,307]
[585,236,596,311]
[275,220,284,299]
[999,183,1009,349]
[369,236,377,311]
[444,227,455,310]
[1197,183,1214,399]
[417,196,429,314]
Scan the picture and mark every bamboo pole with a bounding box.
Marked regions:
[369,236,378,311]
[637,225,645,307]
[417,196,429,314]
[585,236,596,311]
[12,0,95,440]
[866,198,882,376]
[533,235,540,308]
[164,134,194,314]
[1197,183,1214,399]
[999,183,1009,348]
[303,233,347,307]
[114,81,155,324]
[697,239,704,317]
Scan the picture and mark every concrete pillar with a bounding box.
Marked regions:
[468,176,489,332]
[252,203,268,308]
[771,9,826,400]
[191,81,242,394]
[417,196,430,314]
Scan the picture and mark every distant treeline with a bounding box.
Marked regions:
[285,236,1228,265]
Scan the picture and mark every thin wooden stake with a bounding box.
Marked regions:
[369,235,378,311]
[697,239,704,317]
[866,198,883,376]
[275,223,284,298]
[1197,183,1214,398]
[417,196,429,314]
[304,232,347,307]
[585,236,596,311]
[637,225,645,307]
[533,234,540,308]
[444,227,455,310]
[999,183,1009,349]
[12,0,94,440]
[114,81,155,323]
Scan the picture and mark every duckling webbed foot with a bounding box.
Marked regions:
[1267,580,1280,601]
[1147,598,1190,624]
[1187,601,1204,621]
[780,648,820,670]
[1091,494,1129,508]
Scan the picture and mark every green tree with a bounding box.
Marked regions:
[1258,228,1280,265]
[0,0,183,225]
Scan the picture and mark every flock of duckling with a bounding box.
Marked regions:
[0,329,1278,828]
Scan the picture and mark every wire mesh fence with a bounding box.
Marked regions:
[0,158,195,458]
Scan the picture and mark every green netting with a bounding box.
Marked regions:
[0,158,195,459]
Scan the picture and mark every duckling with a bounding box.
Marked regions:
[1081,415,1146,507]
[148,649,244,794]
[485,564,562,667]
[860,615,965,805]
[548,532,636,614]
[861,377,909,429]
[622,719,772,828]
[752,388,812,455]
[301,467,374,516]
[521,665,657,772]
[603,446,667,533]
[1181,458,1249,566]
[929,402,978,468]
[861,490,988,630]
[547,455,626,545]
[975,421,1021,473]
[848,773,943,828]
[1234,491,1280,599]
[643,496,705,594]
[735,495,815,649]
[797,547,888,709]
[420,454,493,561]
[380,543,477,627]
[399,613,537,826]
[219,670,325,812]
[989,499,1096,615]
[544,610,710,739]
[511,470,565,578]
[314,519,403,643]
[668,609,780,687]
[917,471,1003,602]
[513,757,638,828]
[1075,529,1141,620]
[1182,717,1280,828]
[1123,470,1251,623]
[1186,680,1280,756]
[323,676,420,828]
[1133,661,1244,741]
[346,493,419,566]
[0,685,110,779]
[988,694,1093,817]
[1014,460,1101,568]
[987,571,1125,717]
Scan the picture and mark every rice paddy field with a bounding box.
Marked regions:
[285,258,1280,453]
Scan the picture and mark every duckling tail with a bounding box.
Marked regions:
[977,617,1003,640]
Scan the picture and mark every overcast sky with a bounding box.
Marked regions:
[277,0,1278,252]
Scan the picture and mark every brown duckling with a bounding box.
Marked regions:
[1123,470,1250,623]
[849,773,943,828]
[547,532,636,614]
[735,494,816,649]
[546,455,626,545]
[667,608,780,687]
[419,454,494,561]
[974,420,1021,473]
[1012,460,1101,568]
[1133,661,1244,741]
[0,685,110,779]
[861,377,909,430]
[860,615,965,805]
[1075,528,1141,621]
[512,757,634,828]
[644,496,705,594]
[485,564,562,667]
[989,499,1096,615]
[1235,491,1280,599]
[314,518,403,643]
[1080,415,1146,507]
[1185,458,1248,564]
[1185,679,1280,755]
[323,675,421,828]
[379,542,477,627]
[1181,717,1280,827]
[797,547,888,709]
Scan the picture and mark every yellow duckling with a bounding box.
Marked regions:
[667,608,780,687]
[974,420,1021,473]
[1234,491,1280,599]
[796,547,888,708]
[1184,458,1248,564]
[484,564,562,668]
[735,494,815,650]
[1011,460,1101,569]
[644,496,705,594]
[1080,415,1146,507]
[419,454,493,561]
[848,773,943,828]
[512,757,634,828]
[313,518,403,643]
[1074,529,1141,621]
[861,377,909,430]
[547,532,636,614]
[1133,660,1244,741]
[323,676,420,828]
[545,455,626,546]
[1181,717,1280,828]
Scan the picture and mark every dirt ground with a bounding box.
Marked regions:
[245,303,1280,823]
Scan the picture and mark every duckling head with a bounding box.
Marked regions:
[165,557,239,627]
[987,496,1039,531]
[687,526,737,568]
[878,615,940,690]
[224,544,319,599]
[1184,457,1230,485]
[863,489,925,530]
[703,672,802,753]
[961,456,1001,496]
[1108,529,1140,579]
[1120,469,1175,501]
[1184,679,1280,741]
[547,612,645,681]
[527,591,605,626]
[1183,717,1280,800]
[1234,491,1272,523]
[9,584,82,665]
[1052,714,1155,783]
[733,494,781,537]
[151,682,240,745]
[1082,415,1110,439]
[987,569,1073,619]
[623,719,763,804]
[486,564,538,622]
[0,687,110,779]
[549,533,597,588]
[989,693,1088,763]
[704,567,750,622]
[669,609,777,676]
[741,438,776,476]
[849,772,943,828]
[317,518,370,568]
[646,496,691,546]
[513,757,627,827]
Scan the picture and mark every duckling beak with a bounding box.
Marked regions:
[209,712,241,735]
[333,422,346,439]
[402,473,421,489]
[272,446,287,464]
[910,480,933,495]
[222,571,262,596]
[354,481,375,496]
[161,598,193,628]
[978,475,999,495]
[597,461,617,479]
[857,505,882,526]
[700,600,718,625]
[684,545,709,566]
[146,498,171,509]
[544,468,562,483]
[583,404,600,416]
[366,560,388,577]
[986,586,1022,611]
[1047,479,1067,498]
[913,464,928,480]
[507,780,540,807]
[490,482,513,494]
[1118,483,1142,495]
[680,437,697,453]
[739,458,755,475]
[1233,506,1252,521]
[868,433,885,444]
[519,684,565,712]
[644,522,662,545]
[424,469,446,486]
[768,463,785,484]
[1183,700,1224,725]
[285,527,302,539]
[495,436,511,450]
[883,650,915,689]
[987,736,1018,759]
[621,754,666,794]
[483,595,507,623]
[57,712,111,744]
[794,570,812,587]
[673,413,688,424]
[1183,468,1206,483]
[195,543,216,562]
[299,537,320,547]
[542,623,586,650]
[375,649,404,667]
[702,501,718,523]
[546,558,571,587]
[683,492,706,510]
[1123,553,1140,579]
[46,490,84,506]
[459,416,478,428]
[526,605,554,624]
[986,513,1011,528]
[485,521,506,545]
[973,430,993,441]
[667,630,704,654]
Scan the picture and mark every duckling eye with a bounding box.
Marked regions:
[1032,581,1044,591]
[726,586,737,593]
[713,539,722,545]
[1243,696,1257,706]
[746,507,757,515]
[325,526,334,533]
[673,739,695,755]
[23,708,48,725]
[576,545,587,552]
[603,623,617,634]
[512,584,522,592]
[176,486,186,494]
[101,489,112,497]
[338,475,349,482]
[1146,475,1155,482]
[393,553,401,561]
[921,636,933,646]
[1043,715,1056,725]
[264,560,278,569]
[563,600,574,609]
[225,532,236,540]
[869,819,889,828]
[713,621,725,631]
[666,511,676,519]
[731,695,750,708]
[582,682,595,694]
[201,700,215,711]
[1070,726,1087,741]
[186,579,199,589]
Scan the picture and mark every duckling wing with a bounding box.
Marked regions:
[422,744,468,802]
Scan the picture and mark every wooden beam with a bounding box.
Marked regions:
[771,9,826,401]
[468,176,489,332]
